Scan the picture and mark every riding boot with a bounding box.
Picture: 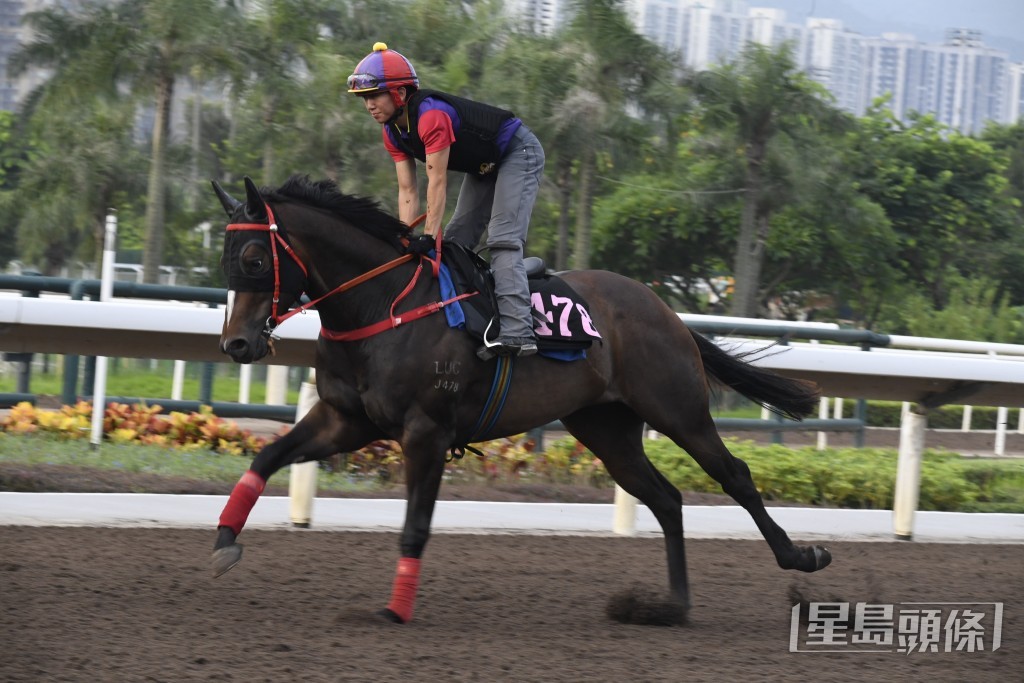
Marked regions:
[488,244,536,357]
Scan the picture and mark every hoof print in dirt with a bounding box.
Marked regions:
[606,585,688,626]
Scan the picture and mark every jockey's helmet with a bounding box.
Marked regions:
[347,42,418,110]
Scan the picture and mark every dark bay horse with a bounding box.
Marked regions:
[210,174,831,625]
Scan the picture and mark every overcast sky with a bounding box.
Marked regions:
[764,0,1024,59]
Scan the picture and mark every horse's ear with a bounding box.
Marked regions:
[243,176,267,220]
[210,180,242,218]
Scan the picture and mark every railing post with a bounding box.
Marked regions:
[89,211,117,449]
[854,342,874,448]
[526,427,544,453]
[893,403,928,540]
[853,399,867,448]
[289,370,320,527]
[612,485,638,536]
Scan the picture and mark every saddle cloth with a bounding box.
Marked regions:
[437,243,602,361]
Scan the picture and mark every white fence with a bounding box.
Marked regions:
[2,297,1023,539]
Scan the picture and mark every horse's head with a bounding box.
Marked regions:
[212,176,308,364]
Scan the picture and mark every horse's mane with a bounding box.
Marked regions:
[266,174,412,244]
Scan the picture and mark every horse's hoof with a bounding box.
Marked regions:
[212,544,243,578]
[812,545,832,571]
[794,545,832,572]
[376,608,406,624]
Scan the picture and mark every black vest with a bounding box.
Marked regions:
[390,89,516,176]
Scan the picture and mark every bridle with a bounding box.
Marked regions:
[225,201,475,342]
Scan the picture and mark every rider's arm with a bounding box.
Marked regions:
[423,146,450,237]
[395,158,419,226]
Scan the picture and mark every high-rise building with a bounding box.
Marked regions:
[804,18,866,114]
[621,1,1021,131]
[1008,62,1024,124]
[930,29,1007,134]
[863,28,1010,134]
[505,0,572,36]
[862,33,921,120]
[748,7,802,50]
[626,0,690,55]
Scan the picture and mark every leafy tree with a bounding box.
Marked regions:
[877,275,1024,343]
[590,129,739,311]
[689,42,844,317]
[0,98,147,275]
[14,0,244,282]
[480,30,583,268]
[980,121,1024,304]
[0,112,19,266]
[554,0,668,270]
[848,106,1021,309]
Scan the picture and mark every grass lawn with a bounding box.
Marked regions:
[0,432,377,494]
[0,357,301,404]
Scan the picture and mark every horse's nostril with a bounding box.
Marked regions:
[224,338,249,357]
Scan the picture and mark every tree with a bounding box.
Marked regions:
[3,101,147,275]
[15,0,243,283]
[590,127,740,311]
[480,30,581,269]
[554,0,669,270]
[690,42,844,317]
[877,275,1024,343]
[847,106,1021,309]
[981,121,1024,305]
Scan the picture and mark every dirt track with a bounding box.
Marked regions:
[2,527,1020,682]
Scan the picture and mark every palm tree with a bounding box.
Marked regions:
[555,0,669,270]
[689,42,842,317]
[15,0,243,283]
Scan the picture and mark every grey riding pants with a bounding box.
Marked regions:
[444,125,545,339]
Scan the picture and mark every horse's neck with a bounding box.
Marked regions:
[287,217,428,330]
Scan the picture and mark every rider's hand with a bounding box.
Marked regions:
[405,234,435,256]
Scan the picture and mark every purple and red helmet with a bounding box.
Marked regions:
[347,42,419,97]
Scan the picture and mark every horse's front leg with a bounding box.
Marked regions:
[212,401,382,577]
[379,431,449,624]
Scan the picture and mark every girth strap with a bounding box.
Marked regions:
[468,354,516,442]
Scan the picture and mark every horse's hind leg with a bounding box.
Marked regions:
[211,401,382,577]
[659,410,831,573]
[560,403,690,611]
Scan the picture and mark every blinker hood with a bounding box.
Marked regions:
[224,227,306,299]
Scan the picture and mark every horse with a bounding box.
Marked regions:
[210,174,831,625]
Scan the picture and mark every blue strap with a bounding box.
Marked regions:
[469,355,515,442]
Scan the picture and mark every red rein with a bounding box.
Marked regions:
[226,205,471,341]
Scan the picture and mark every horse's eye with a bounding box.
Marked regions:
[239,241,270,276]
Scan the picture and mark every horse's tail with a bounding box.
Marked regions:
[690,330,820,421]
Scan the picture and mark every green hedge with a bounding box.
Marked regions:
[642,438,1024,512]
[863,401,1020,430]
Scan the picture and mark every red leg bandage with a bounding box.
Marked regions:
[218,470,267,535]
[385,557,422,623]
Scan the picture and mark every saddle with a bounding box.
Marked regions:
[439,243,602,360]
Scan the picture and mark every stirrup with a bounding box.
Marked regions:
[477,318,500,360]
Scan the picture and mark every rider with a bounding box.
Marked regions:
[347,42,545,357]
